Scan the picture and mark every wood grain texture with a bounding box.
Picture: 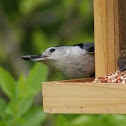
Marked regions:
[94,0,119,77]
[42,81,126,114]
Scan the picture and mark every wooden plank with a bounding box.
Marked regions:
[43,82,126,98]
[42,82,126,114]
[59,78,94,83]
[44,98,126,114]
[94,0,119,77]
[114,0,119,68]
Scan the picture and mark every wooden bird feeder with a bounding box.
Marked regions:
[42,0,126,114]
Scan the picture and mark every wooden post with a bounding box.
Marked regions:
[94,0,119,77]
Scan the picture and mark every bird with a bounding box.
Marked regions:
[21,43,95,79]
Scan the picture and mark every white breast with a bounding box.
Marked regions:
[53,47,95,79]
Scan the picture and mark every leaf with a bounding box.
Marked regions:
[70,115,90,126]
[22,107,47,126]
[6,64,47,117]
[24,64,47,96]
[55,115,70,126]
[62,114,80,121]
[0,66,16,100]
[17,73,26,97]
[70,115,125,126]
[6,96,33,117]
[0,98,7,118]
[0,121,8,126]
[17,96,33,117]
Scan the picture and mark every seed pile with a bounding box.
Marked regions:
[92,70,126,83]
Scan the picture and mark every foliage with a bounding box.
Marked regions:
[0,0,126,126]
[54,114,126,126]
[0,64,47,126]
[0,0,94,78]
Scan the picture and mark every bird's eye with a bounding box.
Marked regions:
[50,48,55,52]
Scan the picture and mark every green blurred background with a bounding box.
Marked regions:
[0,0,94,79]
[0,0,126,126]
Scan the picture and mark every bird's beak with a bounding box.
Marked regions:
[21,54,47,62]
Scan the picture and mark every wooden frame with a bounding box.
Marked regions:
[43,79,126,114]
[42,0,126,114]
[94,0,119,77]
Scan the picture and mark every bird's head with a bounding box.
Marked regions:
[21,46,67,63]
[21,43,94,63]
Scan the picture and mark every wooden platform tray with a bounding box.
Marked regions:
[42,78,126,114]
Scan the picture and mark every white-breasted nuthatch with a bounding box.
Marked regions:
[21,43,95,79]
